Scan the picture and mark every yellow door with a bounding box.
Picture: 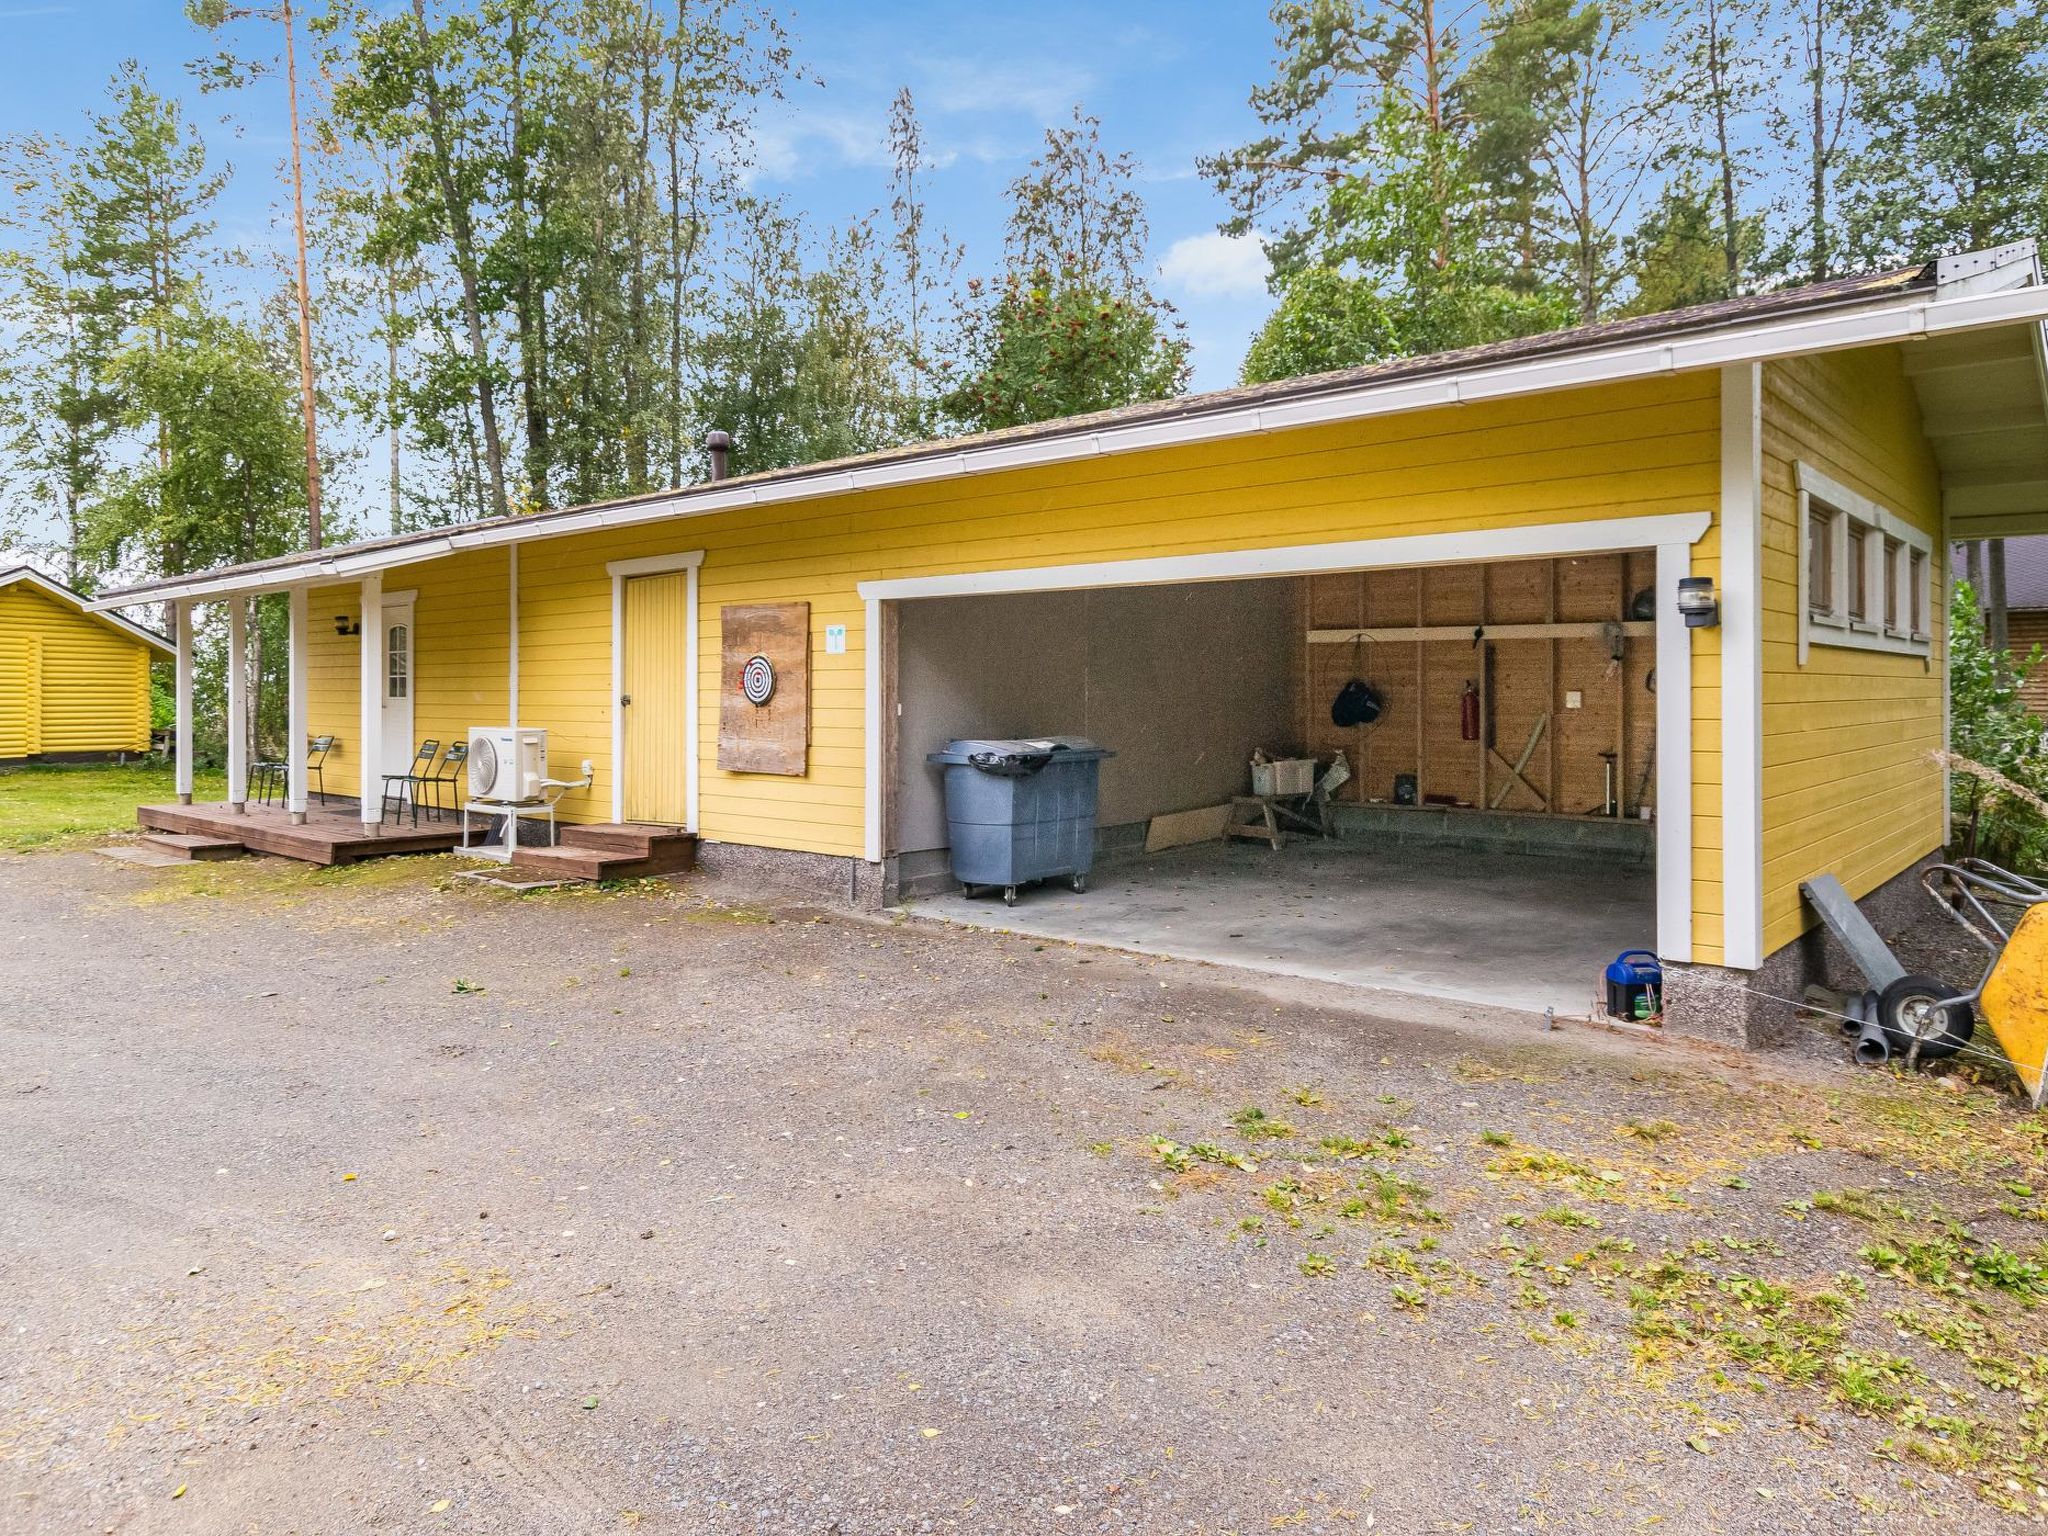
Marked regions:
[623,572,688,824]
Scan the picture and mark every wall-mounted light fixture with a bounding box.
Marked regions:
[1676,575,1719,629]
[334,614,360,637]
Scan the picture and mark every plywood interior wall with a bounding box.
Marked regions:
[1300,552,1658,818]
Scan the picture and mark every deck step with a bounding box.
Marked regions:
[139,832,246,861]
[506,833,697,884]
[559,822,691,857]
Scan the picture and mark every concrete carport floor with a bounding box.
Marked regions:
[905,837,1657,1018]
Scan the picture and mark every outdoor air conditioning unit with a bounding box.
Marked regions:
[468,726,547,803]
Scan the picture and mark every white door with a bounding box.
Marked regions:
[381,599,416,774]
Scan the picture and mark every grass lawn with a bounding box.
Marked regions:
[0,760,225,853]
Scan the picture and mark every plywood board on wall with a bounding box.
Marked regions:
[1293,550,1657,815]
[1486,559,1550,625]
[718,602,809,776]
[1487,637,1552,809]
[1363,567,1420,627]
[1422,637,1481,804]
[1146,803,1233,851]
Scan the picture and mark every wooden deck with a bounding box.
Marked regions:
[136,798,467,866]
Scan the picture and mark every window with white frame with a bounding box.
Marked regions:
[1796,461,1933,663]
[387,622,410,700]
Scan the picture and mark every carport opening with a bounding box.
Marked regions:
[887,550,1661,1018]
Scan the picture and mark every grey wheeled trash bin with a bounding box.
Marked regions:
[927,737,1114,906]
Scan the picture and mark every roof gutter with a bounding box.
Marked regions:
[89,277,2048,613]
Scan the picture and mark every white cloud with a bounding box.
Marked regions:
[749,104,893,182]
[1159,230,1269,300]
[920,56,1096,123]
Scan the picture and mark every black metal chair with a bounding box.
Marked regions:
[421,740,468,822]
[381,740,441,827]
[256,734,337,807]
[307,735,335,805]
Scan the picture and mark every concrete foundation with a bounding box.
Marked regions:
[693,839,889,909]
[1661,849,1945,1049]
[903,837,1656,1018]
[1329,803,1655,865]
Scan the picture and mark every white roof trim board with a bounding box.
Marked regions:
[89,246,2048,612]
[1,566,174,654]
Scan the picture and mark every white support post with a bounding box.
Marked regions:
[287,586,310,823]
[863,595,882,864]
[1719,362,1765,971]
[174,600,195,805]
[685,561,700,835]
[359,573,384,828]
[226,596,248,812]
[609,568,625,825]
[1655,541,1695,964]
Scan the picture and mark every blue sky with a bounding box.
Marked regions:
[0,0,1283,390]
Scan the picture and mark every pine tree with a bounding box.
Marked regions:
[1461,0,1596,295]
[75,63,227,574]
[1621,171,1760,314]
[1208,0,1577,370]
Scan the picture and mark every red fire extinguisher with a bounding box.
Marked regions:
[1460,680,1480,742]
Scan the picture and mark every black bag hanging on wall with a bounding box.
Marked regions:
[1331,677,1385,729]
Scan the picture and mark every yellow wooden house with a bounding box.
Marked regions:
[1,566,169,764]
[91,243,2048,1044]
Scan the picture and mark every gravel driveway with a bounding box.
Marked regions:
[2,849,2044,1533]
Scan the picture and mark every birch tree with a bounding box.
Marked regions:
[0,135,116,585]
[1840,0,2048,265]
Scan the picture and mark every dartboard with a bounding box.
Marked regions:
[740,653,777,706]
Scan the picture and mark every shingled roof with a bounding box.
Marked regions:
[98,253,2040,611]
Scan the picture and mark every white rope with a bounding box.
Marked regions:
[1724,980,2038,1079]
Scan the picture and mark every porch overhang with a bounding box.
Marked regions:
[1903,244,2048,540]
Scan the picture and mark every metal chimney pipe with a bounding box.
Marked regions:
[705,429,732,482]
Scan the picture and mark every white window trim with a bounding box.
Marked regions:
[1795,462,1932,665]
[608,550,704,829]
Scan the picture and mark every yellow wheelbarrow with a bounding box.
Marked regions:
[1803,861,2048,1106]
[1921,861,2048,1106]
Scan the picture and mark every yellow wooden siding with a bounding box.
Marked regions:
[304,549,512,789]
[0,630,30,757]
[1758,347,1946,956]
[0,584,152,756]
[298,375,1725,955]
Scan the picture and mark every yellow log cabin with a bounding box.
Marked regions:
[92,243,2048,1046]
[1,566,169,763]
